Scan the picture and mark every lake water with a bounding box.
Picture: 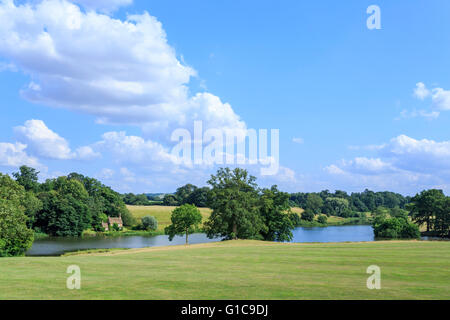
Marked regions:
[27,225,376,256]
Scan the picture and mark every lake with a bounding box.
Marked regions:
[27,225,377,256]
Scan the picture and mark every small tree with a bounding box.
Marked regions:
[141,215,158,231]
[165,204,202,244]
[301,209,315,222]
[318,215,327,224]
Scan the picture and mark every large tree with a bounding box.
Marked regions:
[0,174,34,256]
[205,168,264,240]
[409,189,446,232]
[36,177,92,237]
[305,193,323,215]
[12,165,40,192]
[259,186,294,242]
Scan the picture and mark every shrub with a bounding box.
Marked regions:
[301,209,315,222]
[141,215,158,231]
[317,215,328,224]
[373,216,420,239]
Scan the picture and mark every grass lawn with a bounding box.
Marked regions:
[1,240,449,300]
[127,205,212,231]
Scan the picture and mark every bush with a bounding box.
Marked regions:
[288,212,302,227]
[301,209,315,222]
[373,216,420,239]
[317,215,327,224]
[141,215,158,231]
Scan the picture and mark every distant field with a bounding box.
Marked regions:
[1,240,449,299]
[127,205,211,230]
[127,205,365,231]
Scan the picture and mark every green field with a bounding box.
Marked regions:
[127,205,364,231]
[127,205,212,231]
[1,240,449,299]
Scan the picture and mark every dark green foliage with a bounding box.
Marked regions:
[301,209,315,222]
[165,204,202,244]
[259,186,294,242]
[288,212,302,227]
[13,166,40,192]
[305,194,323,215]
[373,215,420,239]
[162,194,179,206]
[36,177,91,237]
[0,174,34,256]
[290,189,409,214]
[409,189,449,237]
[205,168,264,240]
[317,215,327,224]
[141,215,158,231]
[122,193,152,205]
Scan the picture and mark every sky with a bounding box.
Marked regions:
[0,0,450,195]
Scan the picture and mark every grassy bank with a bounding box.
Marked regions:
[1,240,449,299]
[127,205,369,231]
[127,205,212,231]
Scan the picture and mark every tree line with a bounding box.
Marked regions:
[0,166,135,256]
[290,189,410,218]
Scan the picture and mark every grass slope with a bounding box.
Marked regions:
[127,205,211,231]
[1,240,449,300]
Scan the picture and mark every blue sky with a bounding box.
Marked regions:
[1,0,450,195]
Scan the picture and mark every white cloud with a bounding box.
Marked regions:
[14,120,73,160]
[14,119,100,160]
[94,131,178,168]
[413,82,430,100]
[71,0,132,13]
[431,87,450,111]
[292,137,304,144]
[326,135,450,193]
[0,142,41,168]
[0,0,246,139]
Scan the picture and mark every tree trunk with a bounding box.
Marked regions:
[232,223,237,240]
[185,228,188,245]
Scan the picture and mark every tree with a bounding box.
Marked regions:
[325,197,349,217]
[204,168,264,240]
[0,174,34,256]
[165,204,202,244]
[187,187,210,207]
[163,194,179,206]
[305,194,323,215]
[409,190,446,232]
[13,166,40,192]
[373,215,420,239]
[259,186,294,242]
[318,215,327,224]
[141,215,158,231]
[301,209,315,222]
[175,184,198,204]
[35,177,91,237]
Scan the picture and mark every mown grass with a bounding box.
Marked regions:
[1,240,448,300]
[127,205,212,231]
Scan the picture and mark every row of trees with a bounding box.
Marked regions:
[162,184,210,208]
[3,166,135,239]
[290,189,410,217]
[409,189,450,237]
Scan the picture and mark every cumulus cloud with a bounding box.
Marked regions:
[326,135,450,193]
[407,83,450,119]
[14,119,99,160]
[0,0,246,139]
[413,82,430,100]
[94,131,178,168]
[0,142,41,167]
